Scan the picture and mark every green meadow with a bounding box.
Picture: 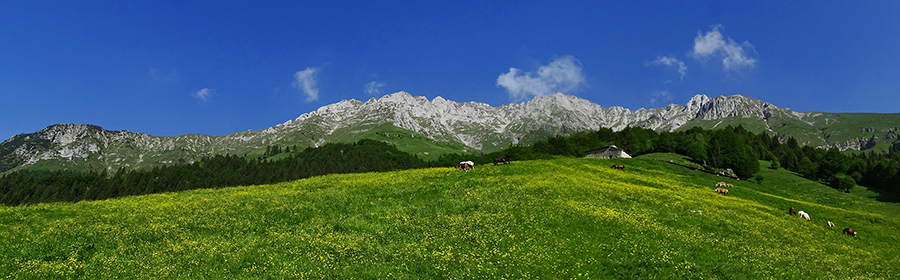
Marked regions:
[2,155,898,279]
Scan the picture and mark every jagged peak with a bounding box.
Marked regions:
[27,123,108,146]
[41,123,103,132]
[369,91,438,107]
[385,90,412,97]
[525,93,592,105]
[686,94,711,109]
[378,91,413,101]
[309,99,362,114]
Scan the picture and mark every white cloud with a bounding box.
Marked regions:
[293,67,319,102]
[496,56,586,101]
[193,88,212,102]
[650,90,674,106]
[691,25,757,71]
[365,81,385,96]
[650,56,687,79]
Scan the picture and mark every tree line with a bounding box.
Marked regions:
[0,139,429,206]
[2,126,899,206]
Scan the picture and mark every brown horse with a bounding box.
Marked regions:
[611,164,625,170]
[843,228,857,237]
[455,163,472,171]
[714,188,728,195]
[789,207,796,215]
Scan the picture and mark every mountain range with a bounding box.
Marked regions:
[3,91,899,174]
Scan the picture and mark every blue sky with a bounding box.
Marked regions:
[2,1,899,140]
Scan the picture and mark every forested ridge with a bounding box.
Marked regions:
[2,126,899,206]
[0,139,429,205]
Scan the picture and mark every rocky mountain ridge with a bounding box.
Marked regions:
[3,92,898,173]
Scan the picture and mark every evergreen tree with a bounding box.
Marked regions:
[817,148,850,180]
[830,173,855,192]
[798,157,818,179]
[707,129,759,178]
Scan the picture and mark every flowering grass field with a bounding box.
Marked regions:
[1,156,898,279]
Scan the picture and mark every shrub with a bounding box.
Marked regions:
[754,174,764,184]
[769,157,780,170]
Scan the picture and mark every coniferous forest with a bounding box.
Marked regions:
[1,126,899,206]
[0,139,429,206]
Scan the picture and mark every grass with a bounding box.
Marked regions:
[352,124,474,161]
[675,111,900,152]
[1,155,898,279]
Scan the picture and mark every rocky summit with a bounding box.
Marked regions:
[3,92,899,173]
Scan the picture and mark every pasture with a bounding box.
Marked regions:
[1,156,898,279]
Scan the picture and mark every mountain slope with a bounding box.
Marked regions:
[2,157,897,278]
[3,92,899,173]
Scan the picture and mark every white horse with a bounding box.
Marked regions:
[798,211,810,220]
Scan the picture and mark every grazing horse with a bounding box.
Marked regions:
[789,207,796,215]
[493,157,510,166]
[716,182,728,187]
[455,163,468,171]
[611,164,625,170]
[843,228,857,237]
[828,221,835,229]
[798,211,810,220]
[714,188,728,195]
[455,162,473,171]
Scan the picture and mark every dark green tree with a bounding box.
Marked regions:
[830,173,855,192]
[770,157,781,170]
[817,148,849,180]
[707,129,759,178]
[798,157,818,179]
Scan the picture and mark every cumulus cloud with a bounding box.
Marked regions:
[193,88,213,102]
[691,25,757,71]
[650,90,674,106]
[293,67,319,102]
[365,81,385,96]
[496,56,586,101]
[650,56,688,79]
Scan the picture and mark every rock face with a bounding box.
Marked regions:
[276,92,787,150]
[2,91,899,173]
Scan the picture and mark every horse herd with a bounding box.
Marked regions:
[787,206,858,237]
[453,159,861,237]
[454,158,512,171]
[455,159,625,171]
[715,183,857,237]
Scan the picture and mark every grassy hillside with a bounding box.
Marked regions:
[676,115,823,149]
[243,124,470,162]
[1,156,898,278]
[676,112,900,152]
[806,112,900,153]
[350,124,475,161]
